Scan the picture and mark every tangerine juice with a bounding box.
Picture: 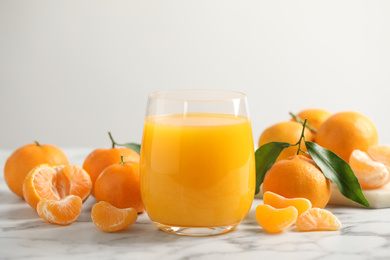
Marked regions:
[140,113,255,227]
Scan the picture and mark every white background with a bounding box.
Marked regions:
[1,0,390,150]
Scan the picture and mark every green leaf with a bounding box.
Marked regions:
[255,142,292,195]
[306,141,370,208]
[120,143,141,155]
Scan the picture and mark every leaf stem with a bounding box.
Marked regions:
[34,140,41,146]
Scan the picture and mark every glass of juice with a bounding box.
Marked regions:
[140,90,255,236]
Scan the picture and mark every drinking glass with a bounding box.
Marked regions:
[140,90,255,236]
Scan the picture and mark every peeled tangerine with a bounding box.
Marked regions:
[263,191,312,216]
[349,148,390,189]
[23,164,92,210]
[91,201,138,232]
[37,195,82,225]
[256,204,298,233]
[296,208,341,231]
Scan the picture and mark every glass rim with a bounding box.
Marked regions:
[148,89,247,102]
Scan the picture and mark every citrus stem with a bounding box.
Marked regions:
[290,112,317,133]
[34,140,41,146]
[120,155,126,164]
[108,131,132,149]
[295,119,309,155]
[108,131,116,149]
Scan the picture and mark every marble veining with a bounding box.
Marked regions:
[0,148,390,260]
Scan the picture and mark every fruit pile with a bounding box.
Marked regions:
[259,108,390,193]
[3,133,142,232]
[256,108,390,232]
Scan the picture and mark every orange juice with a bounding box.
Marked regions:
[140,113,255,227]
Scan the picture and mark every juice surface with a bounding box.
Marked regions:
[140,113,255,227]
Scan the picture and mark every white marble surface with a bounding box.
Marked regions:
[1,148,390,260]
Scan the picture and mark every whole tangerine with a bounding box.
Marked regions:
[94,157,144,213]
[83,132,140,196]
[295,108,332,131]
[293,108,331,141]
[262,155,331,208]
[316,111,378,162]
[4,141,69,198]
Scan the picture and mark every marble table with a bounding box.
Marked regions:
[1,148,390,260]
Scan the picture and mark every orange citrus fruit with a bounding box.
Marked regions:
[294,108,332,131]
[23,164,92,210]
[349,149,390,189]
[4,141,69,198]
[83,136,140,196]
[263,155,331,208]
[316,111,378,162]
[37,195,82,225]
[91,201,138,232]
[256,204,298,233]
[296,208,341,231]
[263,191,312,216]
[94,159,144,213]
[258,121,314,162]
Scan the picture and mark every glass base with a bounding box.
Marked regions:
[153,221,239,236]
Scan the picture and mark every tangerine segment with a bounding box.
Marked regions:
[296,208,341,231]
[37,195,82,225]
[349,150,390,189]
[263,191,312,216]
[256,204,298,233]
[91,201,138,232]
[23,164,92,210]
[368,145,390,167]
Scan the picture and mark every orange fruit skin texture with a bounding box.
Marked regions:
[263,191,312,217]
[316,111,378,163]
[23,164,92,210]
[37,195,82,225]
[91,201,138,232]
[4,143,70,198]
[296,109,332,131]
[256,204,298,233]
[83,147,140,196]
[296,208,341,231]
[263,155,331,208]
[258,121,314,162]
[94,161,144,213]
[349,149,390,189]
